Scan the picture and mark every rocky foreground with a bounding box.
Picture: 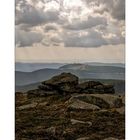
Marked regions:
[16,73,125,140]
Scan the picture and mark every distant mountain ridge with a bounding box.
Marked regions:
[59,64,125,73]
[16,63,125,86]
[16,62,65,72]
[16,68,62,86]
[85,62,125,67]
[16,62,125,72]
[59,63,89,70]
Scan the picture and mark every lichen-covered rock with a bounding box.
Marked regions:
[69,94,123,109]
[41,72,79,93]
[38,84,54,91]
[28,73,116,96]
[115,106,125,115]
[42,72,78,85]
[104,137,124,140]
[17,102,38,110]
[103,84,115,93]
[77,81,115,94]
[78,81,103,89]
[27,89,58,98]
[76,137,90,140]
[67,99,100,111]
[71,119,92,126]
[46,126,56,136]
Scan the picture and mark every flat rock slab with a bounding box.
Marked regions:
[76,137,90,140]
[70,94,123,109]
[71,119,92,126]
[115,106,125,114]
[17,101,49,110]
[104,138,125,140]
[17,102,38,110]
[104,138,118,140]
[67,99,100,111]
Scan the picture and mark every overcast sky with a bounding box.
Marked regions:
[15,0,125,63]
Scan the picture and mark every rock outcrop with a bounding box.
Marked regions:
[77,81,115,94]
[67,99,100,111]
[28,72,115,98]
[39,72,79,94]
[16,73,124,140]
[68,94,123,109]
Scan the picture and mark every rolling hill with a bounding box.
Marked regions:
[16,62,125,72]
[16,68,62,86]
[16,64,125,87]
[59,63,125,73]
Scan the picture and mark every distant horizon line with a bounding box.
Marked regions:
[15,61,125,64]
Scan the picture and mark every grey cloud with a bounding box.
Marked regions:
[16,9,59,26]
[111,0,125,20]
[83,0,125,20]
[50,37,62,43]
[41,41,50,47]
[63,30,107,48]
[96,25,107,31]
[64,16,107,30]
[44,25,57,32]
[15,0,125,49]
[17,24,33,32]
[16,29,43,47]
[16,1,59,26]
[63,25,125,48]
[41,34,62,47]
[95,24,125,45]
[108,35,125,45]
[103,0,125,20]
